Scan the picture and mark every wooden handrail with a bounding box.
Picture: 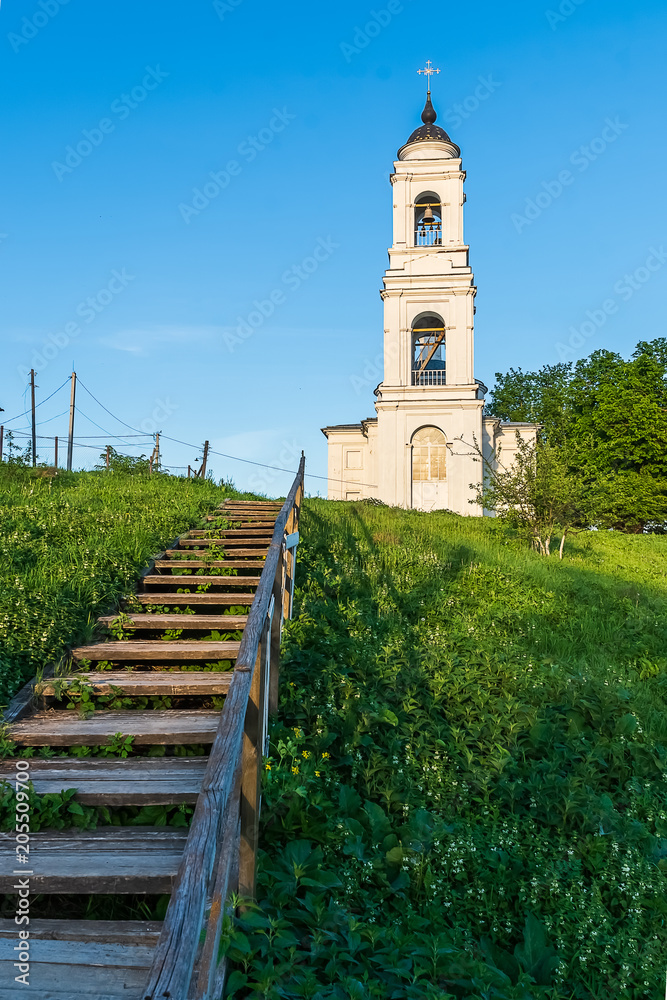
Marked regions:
[143,455,305,1000]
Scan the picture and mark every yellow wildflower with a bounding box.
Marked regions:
[302,750,311,759]
[315,770,321,777]
[321,752,330,759]
[291,766,299,775]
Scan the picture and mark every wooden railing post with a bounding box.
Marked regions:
[269,547,284,715]
[238,625,267,900]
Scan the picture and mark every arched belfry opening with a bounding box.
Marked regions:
[415,193,442,247]
[412,314,446,386]
[411,426,448,511]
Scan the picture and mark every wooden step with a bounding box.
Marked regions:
[0,828,188,894]
[221,502,282,508]
[9,709,221,746]
[142,574,261,587]
[188,529,273,538]
[98,614,248,629]
[205,515,275,523]
[165,545,268,566]
[154,559,264,569]
[72,641,241,661]
[0,919,160,1000]
[198,517,275,538]
[0,757,206,804]
[37,670,234,697]
[176,537,268,548]
[134,593,256,606]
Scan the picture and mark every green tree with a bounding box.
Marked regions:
[95,447,152,475]
[487,339,667,530]
[470,434,587,558]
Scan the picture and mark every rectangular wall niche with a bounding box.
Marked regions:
[345,450,362,469]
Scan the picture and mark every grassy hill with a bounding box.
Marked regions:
[1,474,665,997]
[226,501,667,1000]
[0,466,231,705]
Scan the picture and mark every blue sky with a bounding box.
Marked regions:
[1,0,665,493]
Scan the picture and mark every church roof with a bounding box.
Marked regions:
[401,93,460,155]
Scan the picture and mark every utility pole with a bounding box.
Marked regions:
[67,372,77,472]
[200,440,209,479]
[106,445,110,470]
[30,369,37,467]
[154,432,160,472]
[54,437,58,469]
[0,425,4,463]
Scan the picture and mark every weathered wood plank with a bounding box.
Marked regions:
[9,709,221,746]
[187,529,273,538]
[164,547,266,557]
[176,538,269,548]
[0,988,142,1000]
[0,758,206,804]
[133,593,255,606]
[192,526,274,535]
[220,503,282,510]
[36,670,234,696]
[0,918,163,945]
[71,641,241,661]
[0,827,188,893]
[154,559,264,569]
[142,574,261,586]
[97,614,248,629]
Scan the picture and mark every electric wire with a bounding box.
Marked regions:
[2,377,71,425]
[76,379,147,435]
[3,376,375,490]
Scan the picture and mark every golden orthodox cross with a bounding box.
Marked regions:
[418,60,440,91]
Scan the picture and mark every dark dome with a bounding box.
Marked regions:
[401,93,460,155]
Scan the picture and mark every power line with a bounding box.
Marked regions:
[76,379,147,435]
[38,408,73,427]
[2,377,71,425]
[159,433,378,488]
[2,375,376,489]
[76,407,142,448]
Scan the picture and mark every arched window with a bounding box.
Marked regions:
[414,193,442,247]
[411,427,447,482]
[412,314,446,386]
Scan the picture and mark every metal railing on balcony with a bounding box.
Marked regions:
[415,225,442,247]
[412,369,447,386]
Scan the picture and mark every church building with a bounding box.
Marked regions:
[322,70,538,514]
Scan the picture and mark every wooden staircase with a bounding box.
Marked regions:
[0,460,304,999]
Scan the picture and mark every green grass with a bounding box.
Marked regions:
[0,466,234,705]
[223,501,667,1000]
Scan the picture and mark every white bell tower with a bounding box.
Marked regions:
[374,68,485,511]
[322,67,534,512]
